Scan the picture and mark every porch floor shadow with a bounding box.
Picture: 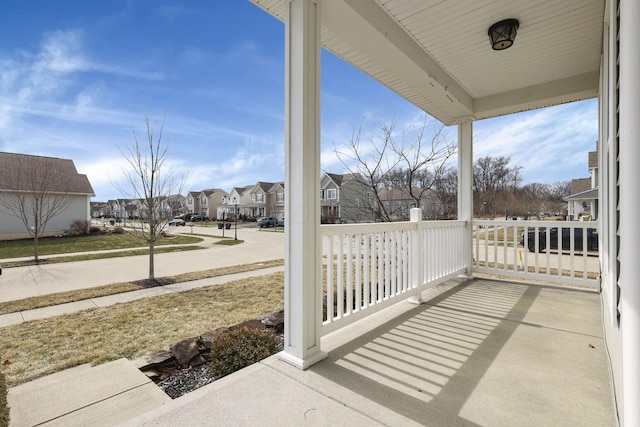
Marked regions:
[123,278,617,427]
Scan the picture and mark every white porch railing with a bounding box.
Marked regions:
[472,220,599,289]
[320,219,467,335]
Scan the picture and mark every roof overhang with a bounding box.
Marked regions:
[564,187,599,201]
[250,0,604,125]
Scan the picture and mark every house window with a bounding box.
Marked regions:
[202,197,207,206]
[277,192,284,202]
[320,189,325,200]
[256,193,264,203]
[327,188,337,200]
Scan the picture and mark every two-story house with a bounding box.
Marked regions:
[320,173,374,223]
[565,150,598,220]
[268,182,285,220]
[201,189,227,220]
[218,186,253,220]
[185,191,202,216]
[246,182,276,219]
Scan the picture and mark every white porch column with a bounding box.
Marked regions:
[408,207,424,304]
[619,0,640,424]
[279,0,327,369]
[457,120,474,276]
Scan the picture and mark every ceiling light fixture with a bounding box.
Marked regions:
[488,19,519,50]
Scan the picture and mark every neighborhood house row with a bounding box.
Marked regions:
[91,172,445,224]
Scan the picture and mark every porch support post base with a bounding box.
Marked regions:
[278,350,327,370]
[408,295,425,305]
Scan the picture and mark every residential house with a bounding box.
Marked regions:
[378,187,444,221]
[320,173,372,223]
[218,185,252,220]
[565,150,598,220]
[251,1,637,424]
[202,189,227,220]
[268,182,285,219]
[0,152,94,240]
[246,182,276,219]
[90,201,109,218]
[160,194,187,219]
[185,191,201,216]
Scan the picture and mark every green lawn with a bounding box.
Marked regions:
[0,232,203,259]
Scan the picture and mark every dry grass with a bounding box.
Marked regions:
[0,259,284,315]
[0,272,284,388]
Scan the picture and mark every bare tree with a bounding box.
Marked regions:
[547,180,571,216]
[0,154,78,262]
[433,166,458,219]
[333,116,456,222]
[116,117,187,281]
[473,156,522,218]
[521,182,551,219]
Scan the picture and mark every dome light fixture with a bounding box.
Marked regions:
[488,19,520,50]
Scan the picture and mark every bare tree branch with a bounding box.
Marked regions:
[333,116,455,221]
[0,155,77,262]
[115,116,187,280]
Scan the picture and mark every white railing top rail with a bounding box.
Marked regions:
[321,219,466,235]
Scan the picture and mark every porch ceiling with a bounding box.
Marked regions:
[250,0,604,125]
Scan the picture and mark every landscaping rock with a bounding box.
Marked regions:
[135,350,173,369]
[228,319,265,331]
[199,328,230,349]
[257,310,284,333]
[171,338,200,366]
[140,310,286,399]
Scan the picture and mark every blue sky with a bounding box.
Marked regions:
[0,1,598,201]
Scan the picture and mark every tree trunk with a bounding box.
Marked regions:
[149,242,155,280]
[34,234,40,264]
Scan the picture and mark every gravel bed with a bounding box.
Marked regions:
[157,364,213,399]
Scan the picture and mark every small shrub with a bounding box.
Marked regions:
[0,364,8,427]
[209,328,280,380]
[111,226,126,234]
[69,219,90,236]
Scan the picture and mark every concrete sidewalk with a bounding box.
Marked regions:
[0,265,283,327]
[8,358,171,427]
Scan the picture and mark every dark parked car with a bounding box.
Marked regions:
[521,227,599,252]
[257,216,276,228]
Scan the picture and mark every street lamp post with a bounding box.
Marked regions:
[234,203,238,240]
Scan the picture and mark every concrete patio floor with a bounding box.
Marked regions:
[122,278,616,426]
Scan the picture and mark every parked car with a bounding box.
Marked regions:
[520,227,598,252]
[190,215,203,222]
[277,217,285,227]
[258,216,276,228]
[168,218,185,226]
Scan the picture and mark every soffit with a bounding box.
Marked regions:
[250,0,604,125]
